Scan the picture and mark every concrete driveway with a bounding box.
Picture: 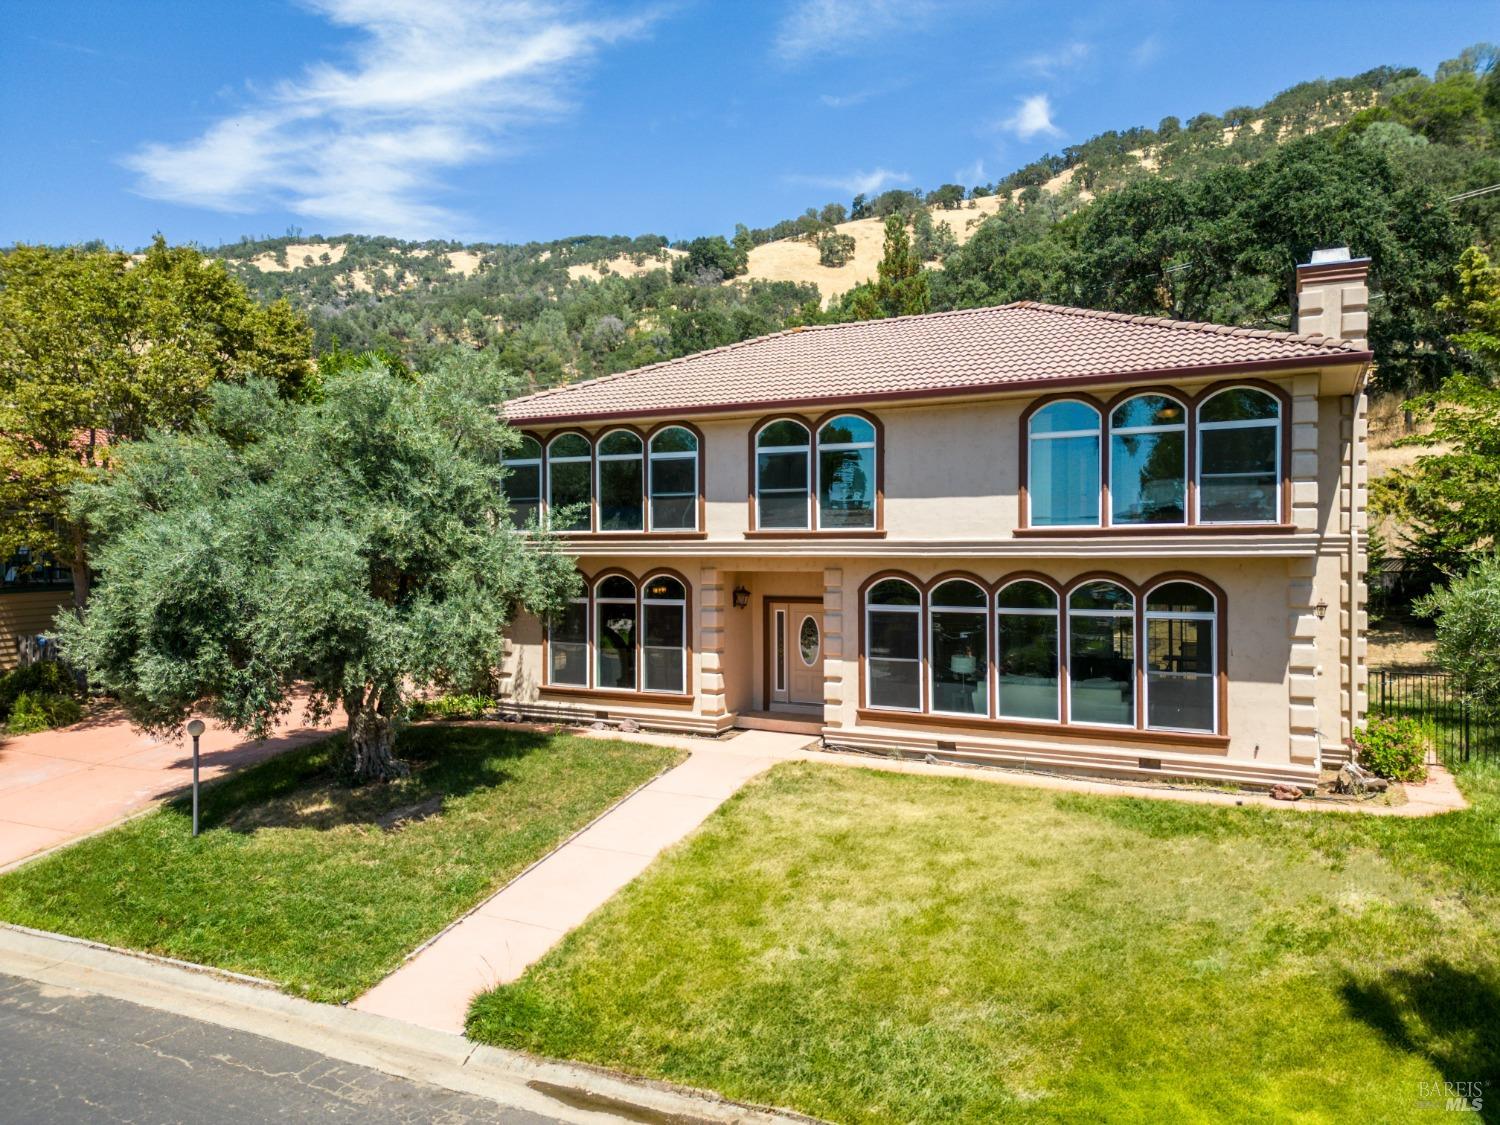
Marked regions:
[0,702,337,869]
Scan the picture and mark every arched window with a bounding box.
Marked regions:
[865,577,922,711]
[596,430,644,532]
[1110,394,1186,525]
[1197,387,1281,524]
[641,574,687,693]
[595,575,637,690]
[1068,581,1135,727]
[996,580,1059,721]
[548,586,589,687]
[1145,581,1218,732]
[1028,400,1101,527]
[648,427,699,531]
[502,435,542,528]
[755,420,812,529]
[817,415,877,530]
[930,579,987,716]
[546,433,592,532]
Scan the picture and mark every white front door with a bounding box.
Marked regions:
[769,601,823,711]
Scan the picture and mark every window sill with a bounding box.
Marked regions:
[854,709,1230,748]
[558,532,709,541]
[1014,524,1295,538]
[540,686,696,706]
[744,530,887,540]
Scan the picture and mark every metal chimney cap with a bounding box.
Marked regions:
[1308,247,1352,265]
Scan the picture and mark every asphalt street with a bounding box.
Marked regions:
[0,972,568,1124]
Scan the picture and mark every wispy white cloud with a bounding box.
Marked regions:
[123,0,652,237]
[784,167,910,196]
[955,157,986,186]
[774,0,927,63]
[819,88,876,108]
[1131,33,1163,68]
[1019,40,1090,77]
[999,93,1062,141]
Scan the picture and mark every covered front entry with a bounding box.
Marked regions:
[766,598,823,713]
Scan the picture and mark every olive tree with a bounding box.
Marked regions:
[58,353,577,781]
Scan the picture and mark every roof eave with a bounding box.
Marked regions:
[502,350,1374,427]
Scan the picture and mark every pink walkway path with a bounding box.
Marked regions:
[0,703,338,869]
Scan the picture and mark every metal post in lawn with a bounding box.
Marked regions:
[187,719,206,837]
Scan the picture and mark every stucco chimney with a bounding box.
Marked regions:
[1294,247,1370,349]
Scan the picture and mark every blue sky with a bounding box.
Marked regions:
[2,1,1489,249]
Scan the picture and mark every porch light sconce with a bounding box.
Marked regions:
[1314,600,1328,620]
[732,585,751,610]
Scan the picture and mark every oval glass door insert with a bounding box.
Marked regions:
[799,616,820,665]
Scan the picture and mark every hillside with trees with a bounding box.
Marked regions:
[197,45,1499,396]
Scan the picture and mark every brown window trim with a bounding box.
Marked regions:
[748,410,884,534]
[1018,378,1292,534]
[540,686,696,707]
[854,709,1231,750]
[1013,524,1297,538]
[540,565,695,698]
[856,568,1229,740]
[535,421,706,535]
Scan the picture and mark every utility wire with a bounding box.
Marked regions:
[1448,182,1500,203]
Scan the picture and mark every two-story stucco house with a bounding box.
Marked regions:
[495,250,1373,791]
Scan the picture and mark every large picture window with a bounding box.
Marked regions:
[595,575,637,690]
[1028,400,1101,527]
[1110,394,1186,525]
[501,435,542,528]
[1145,581,1217,732]
[648,426,699,531]
[865,577,921,711]
[996,580,1060,721]
[930,579,987,716]
[546,433,592,532]
[641,574,687,693]
[1067,581,1135,727]
[1197,388,1281,524]
[548,593,589,686]
[596,429,644,531]
[755,420,812,529]
[817,415,876,530]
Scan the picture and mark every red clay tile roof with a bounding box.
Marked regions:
[504,300,1371,424]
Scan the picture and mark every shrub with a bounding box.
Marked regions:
[1352,716,1429,781]
[408,694,496,721]
[0,661,80,723]
[1416,553,1500,721]
[6,691,84,735]
[817,231,856,268]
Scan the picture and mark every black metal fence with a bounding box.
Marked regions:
[1371,668,1500,766]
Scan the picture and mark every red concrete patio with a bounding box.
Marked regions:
[0,702,338,869]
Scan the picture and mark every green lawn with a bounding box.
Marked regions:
[468,761,1500,1123]
[0,724,682,1002]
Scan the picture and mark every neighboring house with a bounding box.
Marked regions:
[0,550,71,671]
[496,250,1372,791]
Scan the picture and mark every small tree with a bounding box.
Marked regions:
[58,353,577,782]
[817,231,857,268]
[844,215,931,320]
[1416,554,1500,721]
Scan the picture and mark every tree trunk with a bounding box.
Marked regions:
[345,689,409,783]
[70,537,91,617]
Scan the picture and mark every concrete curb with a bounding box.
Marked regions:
[0,924,817,1125]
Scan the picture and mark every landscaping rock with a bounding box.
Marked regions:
[1269,783,1303,802]
[618,719,640,733]
[591,720,610,731]
[1333,760,1390,796]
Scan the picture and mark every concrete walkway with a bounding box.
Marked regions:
[0,702,336,870]
[353,730,813,1034]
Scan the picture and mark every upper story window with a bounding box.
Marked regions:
[597,429,644,531]
[648,426,699,531]
[755,420,812,529]
[501,436,542,528]
[1027,400,1101,528]
[1022,382,1287,531]
[754,414,881,532]
[1110,394,1187,525]
[817,415,877,530]
[546,433,592,531]
[1197,388,1281,524]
